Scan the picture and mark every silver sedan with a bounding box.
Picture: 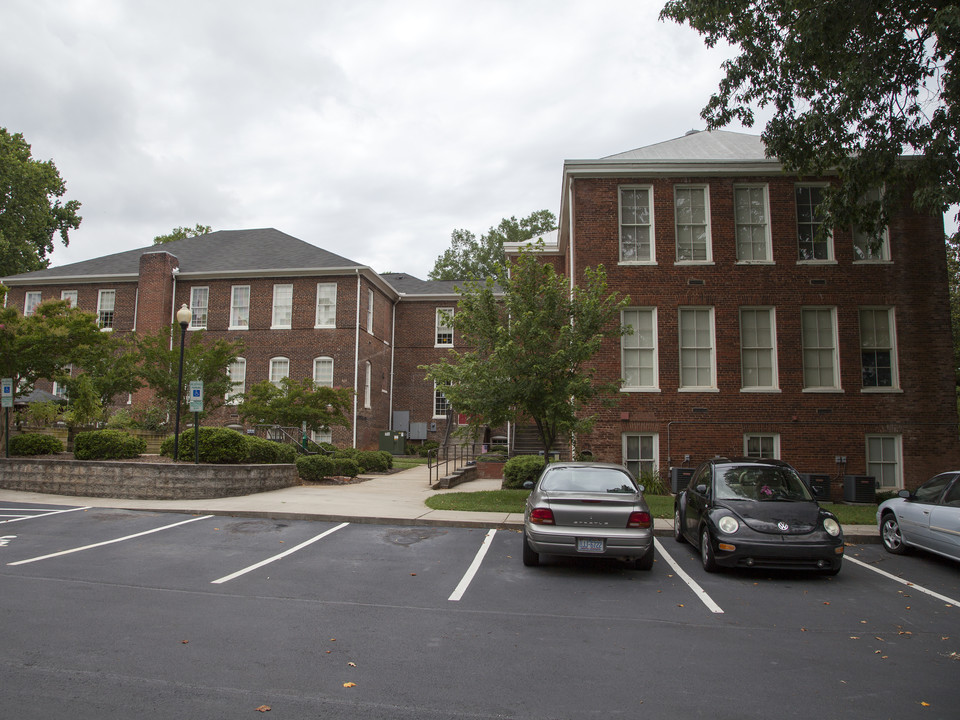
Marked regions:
[878,472,960,562]
[522,462,655,570]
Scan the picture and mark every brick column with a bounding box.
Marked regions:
[137,251,179,335]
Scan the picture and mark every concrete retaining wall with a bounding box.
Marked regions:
[0,458,300,500]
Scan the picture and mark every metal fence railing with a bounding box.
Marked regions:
[427,443,484,487]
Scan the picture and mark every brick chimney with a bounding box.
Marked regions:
[137,251,179,334]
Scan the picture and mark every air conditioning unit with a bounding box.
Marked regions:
[801,473,832,500]
[670,467,695,494]
[843,475,876,504]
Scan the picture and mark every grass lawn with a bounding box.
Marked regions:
[391,456,429,471]
[425,490,878,525]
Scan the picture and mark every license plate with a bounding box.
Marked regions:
[577,538,605,553]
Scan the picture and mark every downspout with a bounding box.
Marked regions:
[389,298,397,431]
[169,269,179,351]
[567,177,577,458]
[353,270,362,448]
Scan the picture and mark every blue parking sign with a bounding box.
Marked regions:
[188,381,203,412]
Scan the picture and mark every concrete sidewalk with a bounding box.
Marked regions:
[0,463,879,541]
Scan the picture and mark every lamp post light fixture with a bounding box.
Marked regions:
[173,303,192,461]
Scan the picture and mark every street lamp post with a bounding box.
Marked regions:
[173,304,192,461]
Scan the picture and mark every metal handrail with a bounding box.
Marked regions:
[427,443,483,487]
[252,424,326,455]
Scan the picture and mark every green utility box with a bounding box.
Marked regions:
[379,430,407,455]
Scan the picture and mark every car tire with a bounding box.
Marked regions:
[700,527,718,573]
[522,530,540,567]
[880,513,908,555]
[635,547,654,571]
[674,506,687,544]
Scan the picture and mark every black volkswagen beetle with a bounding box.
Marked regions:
[674,457,844,575]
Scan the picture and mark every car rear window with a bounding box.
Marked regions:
[540,468,638,494]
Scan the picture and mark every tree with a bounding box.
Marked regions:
[428,210,557,281]
[237,377,352,435]
[60,332,143,420]
[153,224,212,245]
[422,243,629,454]
[135,324,243,426]
[0,128,82,276]
[660,2,960,241]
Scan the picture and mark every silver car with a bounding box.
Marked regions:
[877,472,960,562]
[522,462,655,570]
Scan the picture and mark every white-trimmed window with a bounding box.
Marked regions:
[744,433,780,459]
[623,433,658,480]
[97,289,116,330]
[189,287,209,330]
[435,307,454,347]
[866,434,902,490]
[53,364,73,399]
[860,307,898,389]
[734,185,772,262]
[230,285,250,330]
[621,308,658,390]
[366,289,375,334]
[434,381,451,418]
[269,357,289,386]
[679,307,716,390]
[226,358,246,404]
[619,186,655,263]
[61,290,78,308]
[312,427,332,445]
[674,185,711,263]
[796,184,833,261]
[740,307,778,391]
[853,188,890,262]
[313,357,334,388]
[315,283,337,328]
[801,307,840,390]
[272,284,293,329]
[24,291,42,316]
[364,361,372,409]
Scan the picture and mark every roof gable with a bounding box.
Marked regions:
[603,130,769,162]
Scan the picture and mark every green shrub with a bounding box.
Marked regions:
[637,468,668,495]
[352,450,391,473]
[416,441,439,458]
[332,458,361,477]
[160,427,248,463]
[244,436,297,464]
[9,432,64,456]
[503,455,546,489]
[274,443,299,464]
[875,490,899,505]
[296,454,336,481]
[477,452,508,463]
[105,410,137,430]
[73,429,146,460]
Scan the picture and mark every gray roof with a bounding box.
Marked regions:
[2,228,364,283]
[380,273,464,297]
[602,130,770,162]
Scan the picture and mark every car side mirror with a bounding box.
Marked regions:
[696,484,708,495]
[523,481,534,490]
[898,489,912,499]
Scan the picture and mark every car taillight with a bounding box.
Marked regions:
[530,508,555,525]
[627,511,651,529]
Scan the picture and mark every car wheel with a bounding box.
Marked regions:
[880,513,908,555]
[700,527,718,573]
[635,547,654,571]
[673,507,687,544]
[522,530,540,567]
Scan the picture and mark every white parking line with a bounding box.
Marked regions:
[0,506,91,524]
[211,522,350,584]
[448,529,497,602]
[653,538,725,614]
[845,556,959,607]
[7,515,213,565]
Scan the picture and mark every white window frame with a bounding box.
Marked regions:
[734,184,773,263]
[226,358,246,405]
[315,283,337,329]
[674,185,712,264]
[61,290,78,308]
[618,185,656,264]
[230,285,250,330]
[740,307,779,391]
[621,307,658,391]
[866,434,903,490]
[269,357,290,387]
[24,291,42,316]
[271,284,293,330]
[53,363,73,399]
[366,289,375,334]
[801,307,841,391]
[744,433,780,459]
[312,427,333,445]
[796,183,834,262]
[97,289,116,330]
[852,188,891,262]
[622,433,659,481]
[435,307,454,348]
[313,356,334,388]
[678,307,717,391]
[859,307,899,391]
[364,361,372,409]
[189,287,209,330]
[434,381,451,418]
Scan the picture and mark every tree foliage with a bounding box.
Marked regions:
[237,377,352,435]
[428,210,556,281]
[135,324,243,426]
[0,128,82,276]
[660,1,960,239]
[423,244,629,454]
[153,224,212,245]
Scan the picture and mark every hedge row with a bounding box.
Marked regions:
[9,433,64,456]
[74,430,146,460]
[159,427,297,464]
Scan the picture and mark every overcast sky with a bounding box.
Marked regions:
[4,0,764,279]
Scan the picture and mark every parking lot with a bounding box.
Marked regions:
[2,500,958,719]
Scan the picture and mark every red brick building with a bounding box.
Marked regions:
[542,130,960,492]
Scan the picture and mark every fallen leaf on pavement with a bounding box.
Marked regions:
[343,682,357,688]
[255,706,271,712]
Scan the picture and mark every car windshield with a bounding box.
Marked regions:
[539,467,638,494]
[715,465,813,502]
